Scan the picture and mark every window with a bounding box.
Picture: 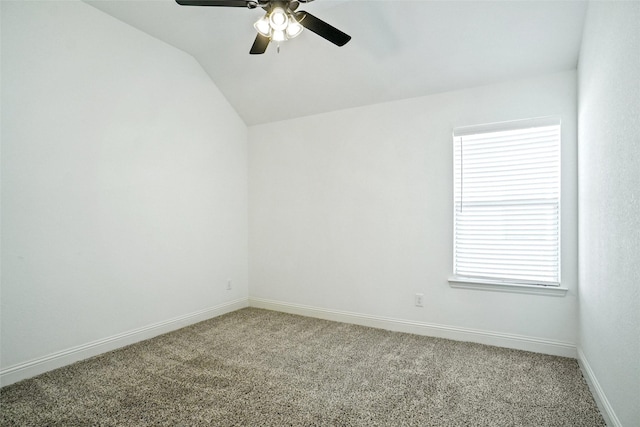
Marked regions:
[452,117,561,290]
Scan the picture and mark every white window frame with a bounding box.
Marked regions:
[448,117,567,296]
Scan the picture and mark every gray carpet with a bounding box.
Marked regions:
[1,308,605,426]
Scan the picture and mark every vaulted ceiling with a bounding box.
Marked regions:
[85,0,587,125]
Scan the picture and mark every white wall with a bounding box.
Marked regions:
[249,71,579,354]
[577,2,640,426]
[0,0,248,381]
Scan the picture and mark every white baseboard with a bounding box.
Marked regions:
[1,297,579,389]
[577,347,621,427]
[249,297,577,358]
[0,298,249,387]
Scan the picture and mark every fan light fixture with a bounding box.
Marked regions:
[174,0,352,55]
[253,7,303,43]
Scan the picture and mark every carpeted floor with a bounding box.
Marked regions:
[1,308,605,426]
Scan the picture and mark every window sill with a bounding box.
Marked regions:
[448,276,568,297]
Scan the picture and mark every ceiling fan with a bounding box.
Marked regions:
[175,0,351,54]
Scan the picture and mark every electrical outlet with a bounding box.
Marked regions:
[415,293,424,307]
[227,279,232,290]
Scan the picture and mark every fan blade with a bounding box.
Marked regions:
[250,33,270,54]
[176,0,249,7]
[295,11,351,46]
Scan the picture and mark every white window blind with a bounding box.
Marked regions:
[453,117,561,286]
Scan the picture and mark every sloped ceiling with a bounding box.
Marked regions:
[85,0,587,125]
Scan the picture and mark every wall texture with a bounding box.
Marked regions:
[1,0,248,379]
[578,2,640,426]
[249,71,579,354]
